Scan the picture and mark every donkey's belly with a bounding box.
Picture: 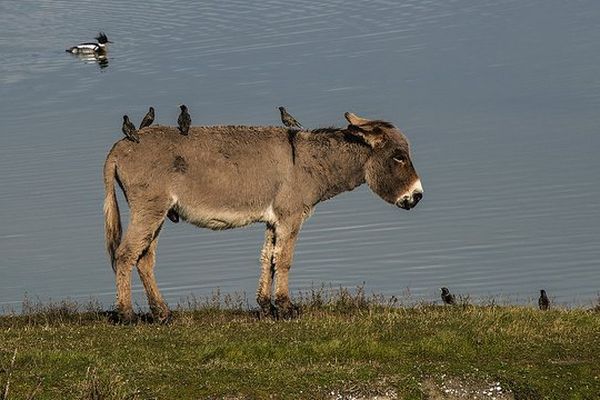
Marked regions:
[177,203,277,230]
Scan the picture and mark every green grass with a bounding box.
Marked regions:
[1,289,599,399]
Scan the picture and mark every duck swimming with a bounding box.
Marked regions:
[66,32,112,55]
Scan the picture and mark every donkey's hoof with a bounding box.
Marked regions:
[149,305,172,324]
[274,301,300,320]
[109,309,138,325]
[257,297,275,319]
[254,308,270,321]
[154,311,173,325]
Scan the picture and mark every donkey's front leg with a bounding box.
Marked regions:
[272,220,301,319]
[256,224,276,316]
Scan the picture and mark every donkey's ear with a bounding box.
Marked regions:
[344,112,370,126]
[346,123,385,148]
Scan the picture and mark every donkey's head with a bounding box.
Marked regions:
[345,112,423,210]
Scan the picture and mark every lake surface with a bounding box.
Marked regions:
[1,0,599,309]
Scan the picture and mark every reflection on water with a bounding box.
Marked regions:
[67,53,110,69]
[0,0,599,309]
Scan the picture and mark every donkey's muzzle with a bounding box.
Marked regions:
[396,190,423,210]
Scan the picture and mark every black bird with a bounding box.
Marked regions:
[122,115,140,143]
[278,106,304,130]
[139,106,155,129]
[538,289,549,310]
[440,287,456,305]
[177,104,191,136]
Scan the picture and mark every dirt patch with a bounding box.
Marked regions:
[421,376,514,400]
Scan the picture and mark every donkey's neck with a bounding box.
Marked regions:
[298,129,370,204]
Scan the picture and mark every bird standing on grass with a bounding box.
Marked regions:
[538,289,549,310]
[139,106,155,129]
[178,104,191,136]
[440,287,456,305]
[278,106,304,130]
[122,115,140,143]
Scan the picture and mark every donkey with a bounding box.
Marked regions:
[103,112,423,322]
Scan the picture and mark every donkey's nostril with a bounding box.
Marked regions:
[396,197,410,210]
[413,191,423,204]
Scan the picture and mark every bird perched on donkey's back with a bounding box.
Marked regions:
[139,107,155,129]
[121,115,139,143]
[278,106,304,130]
[177,104,191,135]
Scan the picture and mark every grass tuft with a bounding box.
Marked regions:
[80,368,141,400]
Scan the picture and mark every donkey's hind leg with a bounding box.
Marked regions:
[114,208,166,323]
[136,226,171,323]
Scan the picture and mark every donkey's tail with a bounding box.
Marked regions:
[103,154,122,272]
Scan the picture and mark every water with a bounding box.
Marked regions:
[1,0,599,309]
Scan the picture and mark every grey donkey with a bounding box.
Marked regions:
[103,112,424,322]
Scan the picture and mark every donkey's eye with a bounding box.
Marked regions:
[393,156,405,165]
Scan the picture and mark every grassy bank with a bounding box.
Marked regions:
[1,290,599,399]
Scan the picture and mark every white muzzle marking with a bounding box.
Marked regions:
[395,178,423,209]
[398,179,423,202]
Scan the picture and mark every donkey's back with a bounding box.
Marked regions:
[107,125,295,226]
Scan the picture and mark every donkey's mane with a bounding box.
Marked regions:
[368,120,395,129]
[310,126,344,134]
